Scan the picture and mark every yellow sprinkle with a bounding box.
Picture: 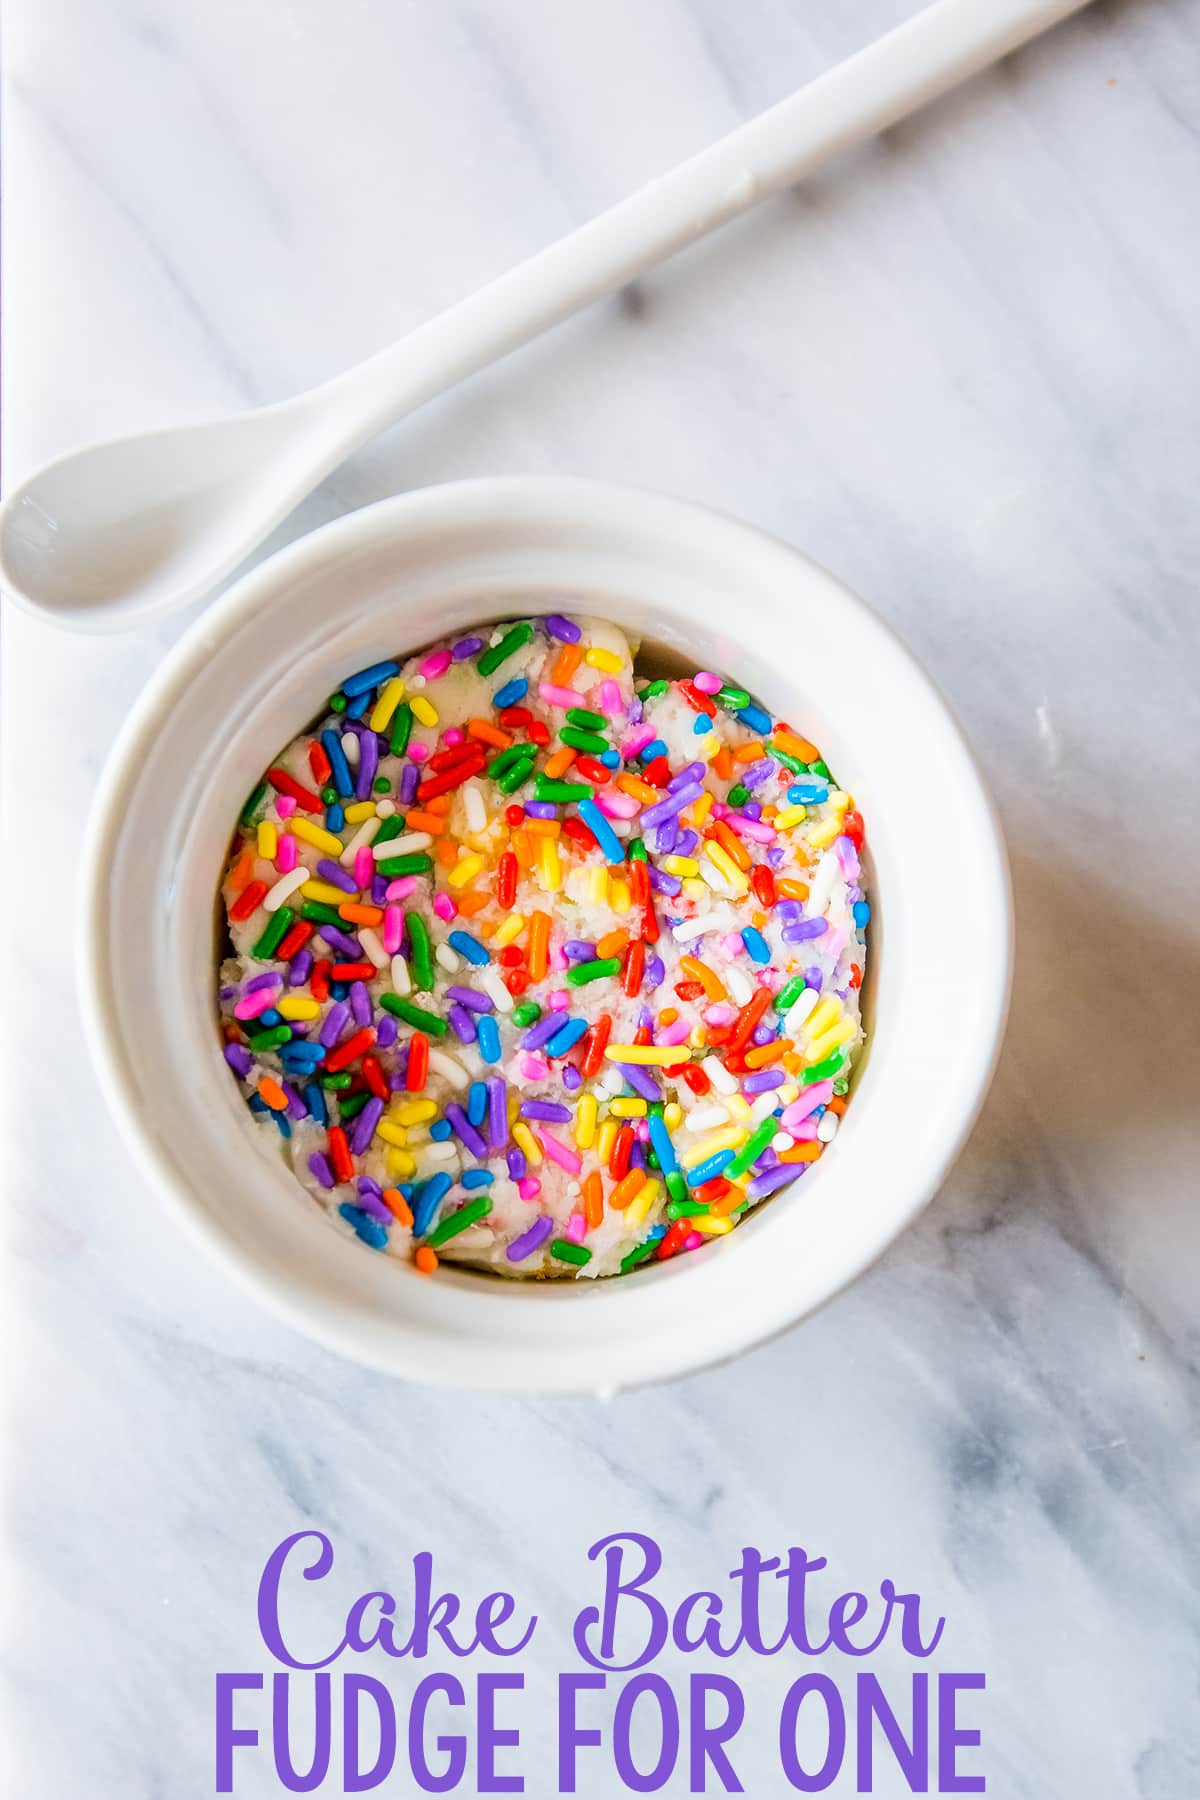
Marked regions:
[624,1178,661,1230]
[375,1120,410,1148]
[807,817,842,849]
[343,800,377,824]
[828,790,851,813]
[368,676,406,732]
[682,878,708,900]
[803,997,841,1041]
[725,1094,753,1123]
[692,1214,734,1236]
[595,1119,619,1167]
[661,854,700,878]
[681,1126,745,1168]
[290,818,343,857]
[302,879,358,906]
[447,853,484,890]
[584,646,623,673]
[609,1098,648,1119]
[687,791,714,826]
[603,1045,679,1065]
[257,820,277,859]
[663,1102,683,1130]
[688,1025,707,1049]
[774,803,807,830]
[536,836,562,893]
[512,1122,542,1165]
[804,1018,858,1065]
[777,1082,801,1107]
[410,695,439,728]
[705,844,750,893]
[587,867,608,906]
[607,877,631,914]
[385,1147,416,1180]
[575,1093,598,1149]
[492,913,525,949]
[394,1100,437,1126]
[275,996,319,1021]
[699,735,720,760]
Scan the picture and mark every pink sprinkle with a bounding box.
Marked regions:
[620,725,655,758]
[634,1120,650,1141]
[718,931,745,960]
[432,893,457,922]
[711,801,733,820]
[704,1002,737,1028]
[726,815,776,843]
[693,671,722,694]
[683,1231,704,1251]
[537,1131,583,1175]
[409,742,430,763]
[383,904,403,955]
[565,1212,587,1244]
[835,836,860,879]
[595,679,623,718]
[787,1119,820,1141]
[538,682,583,709]
[658,1019,692,1047]
[276,795,297,820]
[595,791,640,820]
[277,834,298,874]
[547,989,569,1012]
[386,876,419,901]
[548,943,568,973]
[234,986,279,1021]
[517,1177,541,1201]
[353,846,373,888]
[519,1054,550,1081]
[443,725,465,747]
[780,1081,834,1129]
[823,925,848,963]
[418,649,452,681]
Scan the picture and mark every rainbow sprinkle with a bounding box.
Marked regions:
[218,614,868,1277]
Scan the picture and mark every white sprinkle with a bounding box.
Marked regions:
[390,955,412,996]
[375,798,396,818]
[672,913,728,943]
[339,817,380,865]
[597,1065,626,1099]
[749,1091,778,1124]
[724,966,754,1007]
[428,1049,471,1089]
[262,866,308,912]
[699,860,734,896]
[817,1111,840,1143]
[378,831,432,858]
[341,731,360,768]
[463,782,487,833]
[480,965,514,1014]
[785,987,821,1032]
[435,944,461,974]
[771,1131,793,1154]
[806,851,839,918]
[702,1055,738,1095]
[420,1141,456,1164]
[409,673,426,689]
[683,1103,729,1134]
[359,928,388,969]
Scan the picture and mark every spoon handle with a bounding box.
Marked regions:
[312,0,1091,451]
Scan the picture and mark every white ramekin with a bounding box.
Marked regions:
[79,478,1011,1393]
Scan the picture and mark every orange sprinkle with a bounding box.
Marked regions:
[228,847,256,894]
[414,1246,439,1274]
[582,1170,604,1231]
[774,729,818,762]
[528,911,551,982]
[826,1096,848,1116]
[732,739,764,763]
[403,809,448,835]
[776,878,809,902]
[679,955,727,1002]
[467,717,513,750]
[658,1006,680,1026]
[778,1141,823,1163]
[707,1189,741,1217]
[544,746,576,780]
[616,773,658,805]
[512,830,535,868]
[713,820,751,870]
[339,902,384,926]
[744,1039,790,1070]
[257,1076,289,1112]
[456,891,490,917]
[436,840,458,868]
[609,1169,646,1211]
[523,817,562,839]
[427,795,451,816]
[552,642,583,686]
[712,746,734,781]
[597,928,627,960]
[382,1188,414,1227]
[781,1051,803,1075]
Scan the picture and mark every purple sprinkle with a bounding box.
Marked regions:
[376,1014,398,1048]
[628,697,644,725]
[399,764,420,805]
[282,1080,308,1122]
[224,1043,253,1078]
[629,1140,648,1172]
[507,1215,553,1261]
[782,918,828,943]
[563,1065,582,1092]
[742,800,762,821]
[777,899,802,924]
[804,966,824,992]
[642,783,702,829]
[752,1022,776,1046]
[350,1096,384,1154]
[355,731,378,801]
[645,955,665,989]
[358,1176,382,1197]
[521,1014,563,1051]
[308,1152,335,1190]
[616,1061,661,1103]
[653,818,679,855]
[355,1182,393,1225]
[452,635,484,660]
[766,848,786,869]
[741,759,776,791]
[563,940,597,962]
[506,1146,527,1181]
[524,800,558,820]
[219,984,237,1001]
[349,980,371,1027]
[648,866,682,897]
[370,876,388,906]
[288,950,314,988]
[243,970,282,995]
[320,925,362,960]
[747,1163,800,1202]
[448,1003,477,1044]
[445,985,493,1013]
[544,613,581,643]
[315,858,357,893]
[319,1001,351,1048]
[520,1099,572,1123]
[487,1077,509,1150]
[388,1067,407,1092]
[445,1103,488,1159]
[675,829,698,857]
[743,1070,785,1094]
[668,761,706,791]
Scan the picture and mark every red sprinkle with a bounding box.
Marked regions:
[751,864,776,908]
[499,707,534,729]
[678,679,716,717]
[641,755,671,787]
[679,1063,711,1096]
[267,767,323,812]
[609,1124,634,1180]
[504,970,530,995]
[573,755,611,784]
[406,1032,430,1092]
[308,741,332,786]
[310,959,332,1004]
[327,1127,354,1184]
[325,1026,375,1072]
[656,1219,691,1260]
[526,721,551,746]
[277,919,315,961]
[504,805,525,827]
[843,810,865,850]
[622,938,645,998]
[581,1013,612,1079]
[330,961,375,981]
[362,1054,389,1100]
[562,817,598,854]
[417,756,487,802]
[229,880,267,923]
[496,851,518,910]
[727,986,771,1055]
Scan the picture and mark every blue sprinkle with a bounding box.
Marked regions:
[692,715,710,734]
[742,926,771,965]
[788,780,829,805]
[647,1223,668,1241]
[461,1170,495,1189]
[338,1202,389,1248]
[476,1014,502,1064]
[493,675,528,709]
[467,1081,489,1128]
[412,1172,453,1235]
[343,691,370,719]
[320,728,355,798]
[342,659,400,698]
[638,738,669,764]
[853,901,871,928]
[685,1148,735,1188]
[271,1111,292,1139]
[258,1008,282,1028]
[600,750,621,769]
[448,929,490,966]
[736,703,772,734]
[329,980,350,1001]
[303,1082,327,1127]
[429,1119,453,1141]
[325,804,345,832]
[577,798,625,865]
[647,1114,678,1174]
[545,1016,589,1058]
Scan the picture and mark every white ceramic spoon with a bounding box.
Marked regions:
[1,0,1090,632]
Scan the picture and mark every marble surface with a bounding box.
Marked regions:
[4,1,1199,1793]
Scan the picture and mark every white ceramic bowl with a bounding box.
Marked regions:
[80,478,1011,1393]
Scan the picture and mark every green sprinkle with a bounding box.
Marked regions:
[486,744,530,778]
[620,1241,656,1273]
[337,1090,371,1122]
[477,620,534,677]
[534,776,595,804]
[375,853,434,878]
[246,1024,291,1052]
[405,912,434,991]
[301,900,342,926]
[372,815,404,847]
[809,759,832,780]
[565,707,606,730]
[774,974,808,1015]
[833,1077,850,1096]
[373,776,391,793]
[647,1100,664,1118]
[497,757,537,796]
[717,685,750,710]
[239,782,268,828]
[550,1238,592,1266]
[511,1001,541,1028]
[628,838,647,861]
[665,1170,688,1204]
[379,994,447,1035]
[666,1199,709,1219]
[320,785,338,806]
[772,748,805,774]
[639,679,669,700]
[559,726,608,755]
[329,693,348,713]
[319,1073,353,1091]
[725,1116,778,1179]
[565,956,622,987]
[424,1196,494,1247]
[251,906,294,960]
[802,1048,849,1085]
[389,703,413,757]
[727,784,749,808]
